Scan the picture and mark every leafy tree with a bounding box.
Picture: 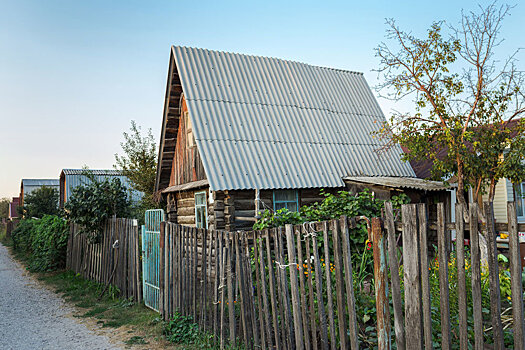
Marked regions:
[0,198,9,220]
[375,3,525,207]
[114,120,157,204]
[65,178,131,239]
[22,186,59,218]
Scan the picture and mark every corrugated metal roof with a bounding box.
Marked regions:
[61,169,142,203]
[22,179,59,187]
[62,169,123,176]
[171,46,415,191]
[344,176,450,191]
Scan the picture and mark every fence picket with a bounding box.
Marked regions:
[484,202,504,350]
[322,221,337,350]
[304,225,318,350]
[469,203,484,350]
[340,216,359,350]
[402,204,423,350]
[418,204,432,350]
[437,203,451,349]
[296,225,311,350]
[311,226,329,350]
[226,232,236,345]
[331,219,348,349]
[253,232,267,349]
[266,229,282,350]
[286,224,305,350]
[258,232,273,349]
[455,204,468,350]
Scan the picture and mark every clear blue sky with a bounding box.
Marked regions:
[0,0,523,198]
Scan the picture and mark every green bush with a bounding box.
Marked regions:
[12,216,69,272]
[29,215,69,271]
[12,219,36,252]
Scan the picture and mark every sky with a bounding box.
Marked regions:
[0,0,524,198]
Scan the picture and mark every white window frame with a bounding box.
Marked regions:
[273,189,299,212]
[516,182,525,222]
[194,191,208,229]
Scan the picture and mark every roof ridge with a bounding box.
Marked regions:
[195,139,389,147]
[184,97,379,117]
[173,45,364,75]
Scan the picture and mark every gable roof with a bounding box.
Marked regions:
[156,46,415,192]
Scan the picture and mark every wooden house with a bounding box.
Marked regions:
[155,46,448,231]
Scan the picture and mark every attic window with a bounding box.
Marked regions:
[185,112,195,148]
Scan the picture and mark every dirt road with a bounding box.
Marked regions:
[0,244,120,350]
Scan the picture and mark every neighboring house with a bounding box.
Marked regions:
[59,169,142,208]
[482,179,524,224]
[20,179,60,208]
[8,197,19,220]
[155,46,448,231]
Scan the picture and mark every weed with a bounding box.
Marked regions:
[124,336,148,345]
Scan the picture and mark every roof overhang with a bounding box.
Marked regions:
[162,179,209,194]
[344,176,450,192]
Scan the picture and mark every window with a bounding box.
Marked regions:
[185,112,195,148]
[195,191,208,228]
[273,189,299,212]
[516,183,525,219]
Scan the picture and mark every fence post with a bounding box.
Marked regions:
[372,217,391,350]
[401,204,423,350]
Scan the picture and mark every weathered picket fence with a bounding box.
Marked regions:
[156,201,525,350]
[66,218,142,302]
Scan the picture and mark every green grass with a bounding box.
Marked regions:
[37,270,163,331]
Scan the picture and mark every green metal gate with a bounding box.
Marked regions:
[142,209,165,312]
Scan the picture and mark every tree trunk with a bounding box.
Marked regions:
[488,178,496,203]
[457,164,468,221]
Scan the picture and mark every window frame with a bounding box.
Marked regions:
[194,191,208,229]
[185,111,195,149]
[516,182,525,221]
[273,189,299,212]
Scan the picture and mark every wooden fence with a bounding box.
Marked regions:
[66,218,142,302]
[157,201,525,350]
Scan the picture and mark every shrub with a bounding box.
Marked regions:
[29,215,69,271]
[11,215,69,272]
[12,219,36,252]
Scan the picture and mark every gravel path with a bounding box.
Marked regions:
[0,244,121,350]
